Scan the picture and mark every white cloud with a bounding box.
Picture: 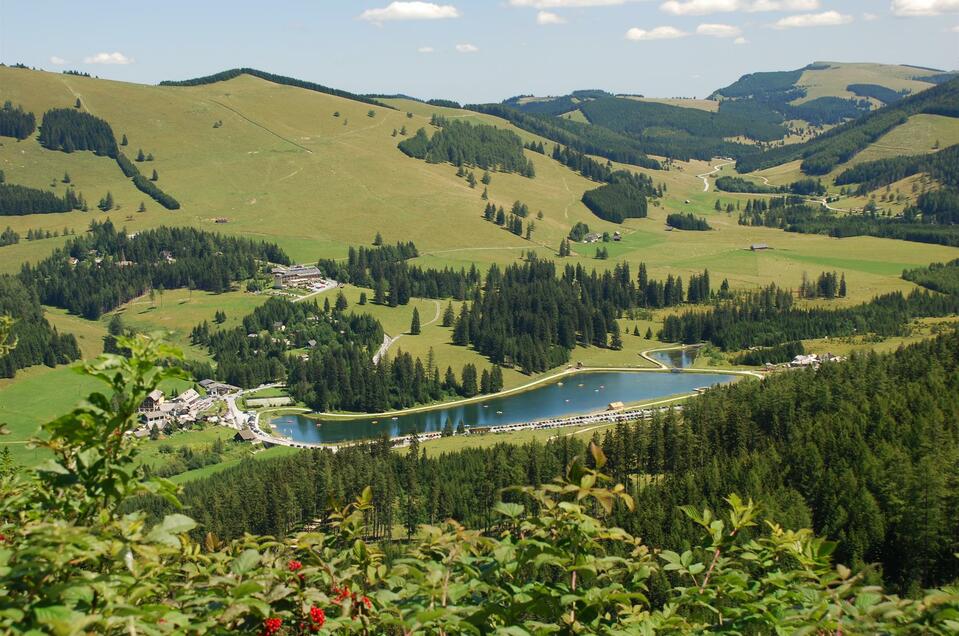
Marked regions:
[49,56,66,65]
[359,2,460,22]
[625,25,689,39]
[773,10,852,27]
[417,46,435,53]
[455,43,479,53]
[862,12,879,20]
[660,0,818,16]
[537,10,567,23]
[891,0,959,16]
[83,51,133,65]
[952,23,959,29]
[510,0,635,7]
[734,35,748,43]
[696,22,742,36]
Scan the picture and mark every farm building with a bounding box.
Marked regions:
[750,243,770,251]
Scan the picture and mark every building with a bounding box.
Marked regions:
[141,410,169,428]
[234,428,259,443]
[750,243,770,251]
[272,264,325,289]
[582,232,602,244]
[607,401,625,411]
[612,231,622,242]
[139,389,165,413]
[198,379,239,396]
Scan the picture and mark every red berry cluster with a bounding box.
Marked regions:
[261,617,282,636]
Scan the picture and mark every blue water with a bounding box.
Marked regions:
[649,347,699,369]
[271,370,736,444]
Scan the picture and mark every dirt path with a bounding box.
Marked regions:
[373,300,441,364]
[696,160,735,193]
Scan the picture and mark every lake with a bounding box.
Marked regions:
[270,368,737,444]
[648,347,699,369]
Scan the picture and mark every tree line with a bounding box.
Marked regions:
[665,212,711,231]
[660,283,959,350]
[19,220,289,319]
[116,151,180,209]
[316,242,481,304]
[0,275,80,378]
[0,182,84,215]
[736,77,959,174]
[581,171,651,223]
[0,101,35,139]
[398,119,535,176]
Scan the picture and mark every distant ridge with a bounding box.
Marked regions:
[159,68,393,109]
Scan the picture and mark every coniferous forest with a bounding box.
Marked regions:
[0,182,84,215]
[18,220,289,319]
[398,119,536,176]
[0,101,36,139]
[37,108,118,156]
[0,275,80,377]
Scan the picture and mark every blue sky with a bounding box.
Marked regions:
[1,1,956,103]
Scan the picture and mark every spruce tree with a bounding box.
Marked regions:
[151,169,158,181]
[442,302,455,327]
[410,307,421,335]
[359,292,367,305]
[136,149,145,162]
[335,291,348,312]
[461,363,478,397]
[373,232,383,246]
[120,133,128,146]
[490,365,504,392]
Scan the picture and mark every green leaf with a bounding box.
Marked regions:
[159,513,197,534]
[232,548,261,575]
[494,502,525,519]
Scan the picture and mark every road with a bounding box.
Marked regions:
[372,299,442,365]
[292,279,338,303]
[817,197,847,212]
[696,160,735,193]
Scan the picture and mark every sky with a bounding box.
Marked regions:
[1,1,957,103]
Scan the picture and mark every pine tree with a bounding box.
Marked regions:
[74,98,81,109]
[461,363,478,397]
[335,291,348,312]
[120,133,128,146]
[359,292,367,305]
[645,327,653,339]
[490,365,504,392]
[481,170,491,185]
[481,187,488,200]
[442,302,455,327]
[467,172,477,189]
[839,273,847,298]
[136,149,145,162]
[151,169,158,181]
[480,369,491,394]
[373,232,383,246]
[410,307,421,335]
[62,172,70,184]
[633,325,640,336]
[137,201,146,213]
[610,321,623,350]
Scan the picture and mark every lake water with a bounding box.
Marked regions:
[648,347,699,369]
[270,369,736,444]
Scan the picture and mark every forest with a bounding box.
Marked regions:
[191,296,503,412]
[834,143,959,193]
[466,103,662,169]
[158,67,388,108]
[37,108,118,157]
[18,220,289,319]
[659,283,959,350]
[0,275,80,378]
[847,83,908,105]
[131,329,959,596]
[665,212,711,231]
[0,182,84,215]
[398,120,535,176]
[316,242,480,304]
[736,77,959,174]
[739,195,959,247]
[902,258,959,296]
[575,98,763,161]
[581,173,650,223]
[0,101,36,139]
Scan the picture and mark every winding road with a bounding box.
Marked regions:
[696,160,735,193]
[372,299,442,365]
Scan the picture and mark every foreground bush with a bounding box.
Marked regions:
[1,332,957,634]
